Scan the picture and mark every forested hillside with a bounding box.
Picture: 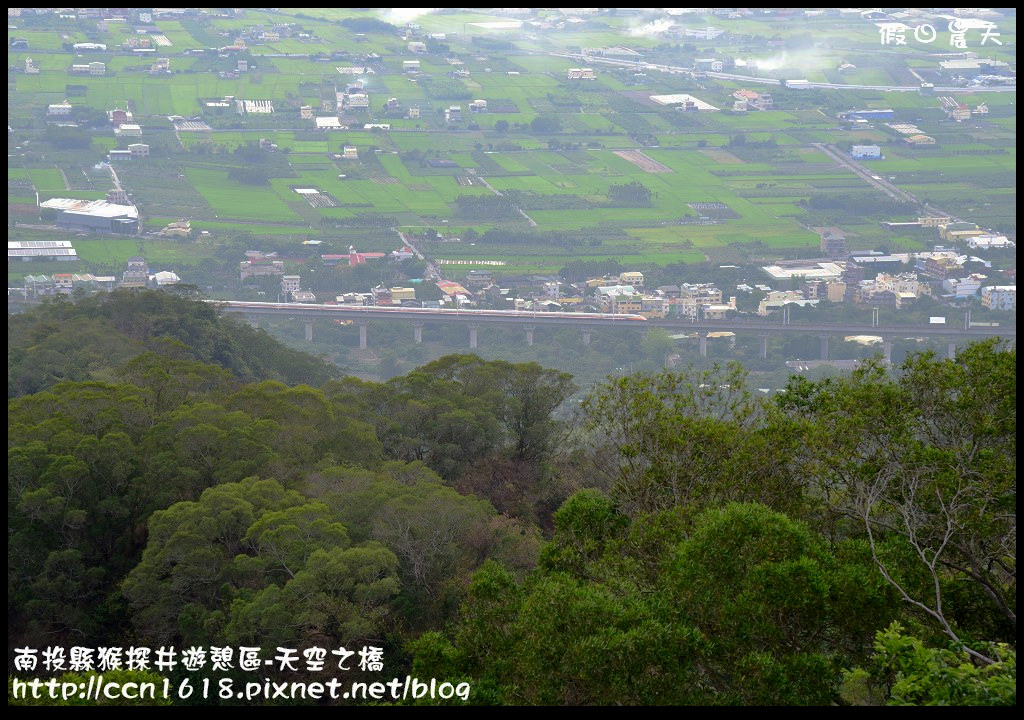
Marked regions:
[7,293,1016,705]
[8,290,340,396]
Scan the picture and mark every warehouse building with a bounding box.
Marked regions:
[9,240,79,262]
[838,108,895,121]
[40,198,139,234]
[850,145,882,159]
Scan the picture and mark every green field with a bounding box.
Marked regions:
[184,167,304,223]
[7,7,1016,282]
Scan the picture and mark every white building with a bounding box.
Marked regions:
[966,235,1014,250]
[981,285,1016,311]
[649,94,719,111]
[873,272,925,297]
[343,93,369,109]
[702,297,737,319]
[759,290,810,315]
[948,105,971,122]
[114,124,142,136]
[762,262,844,281]
[566,68,596,80]
[850,145,882,159]
[618,271,644,287]
[9,240,79,262]
[942,275,983,296]
[685,27,724,41]
[694,58,724,71]
[47,102,73,116]
[282,275,301,294]
[237,99,274,114]
[151,270,181,286]
[595,284,638,311]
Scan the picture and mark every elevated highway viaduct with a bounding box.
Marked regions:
[215,302,1014,362]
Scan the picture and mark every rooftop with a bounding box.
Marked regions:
[40,198,139,219]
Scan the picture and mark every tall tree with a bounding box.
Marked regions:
[778,340,1016,660]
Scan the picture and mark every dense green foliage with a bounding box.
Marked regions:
[7,296,1015,705]
[9,291,339,395]
[454,194,521,220]
[410,343,1016,705]
[607,180,654,207]
[842,623,1016,706]
[411,501,900,705]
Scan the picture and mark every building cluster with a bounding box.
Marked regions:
[938,57,1015,86]
[321,264,747,319]
[271,245,1016,317]
[731,89,773,111]
[757,238,1015,312]
[239,250,285,280]
[14,256,180,298]
[232,22,304,44]
[444,273,743,318]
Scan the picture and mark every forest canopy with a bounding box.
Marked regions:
[7,293,1016,706]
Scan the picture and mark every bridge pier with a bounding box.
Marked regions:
[469,324,478,349]
[413,322,423,344]
[947,341,956,360]
[358,320,367,350]
[582,330,591,346]
[304,321,313,343]
[819,335,829,361]
[882,337,893,364]
[525,326,534,346]
[699,333,708,358]
[759,333,769,359]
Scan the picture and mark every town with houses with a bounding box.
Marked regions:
[11,211,1016,320]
